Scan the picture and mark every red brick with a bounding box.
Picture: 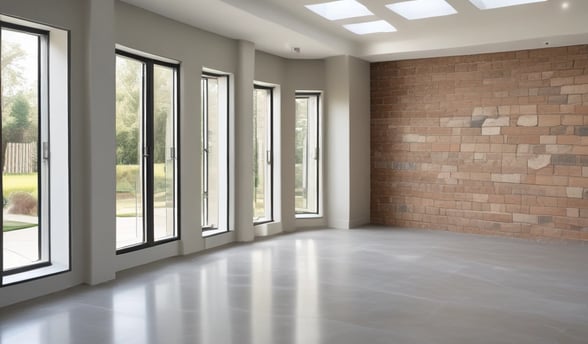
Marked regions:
[371,45,588,242]
[561,115,584,125]
[530,206,567,217]
[538,115,561,127]
[569,177,588,187]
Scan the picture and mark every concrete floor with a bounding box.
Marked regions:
[1,227,587,344]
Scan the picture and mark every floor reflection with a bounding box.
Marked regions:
[295,239,321,344]
[113,284,148,343]
[199,258,232,343]
[2,229,588,344]
[251,248,273,343]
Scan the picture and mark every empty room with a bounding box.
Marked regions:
[0,0,587,343]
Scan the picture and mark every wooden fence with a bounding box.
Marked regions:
[4,142,37,174]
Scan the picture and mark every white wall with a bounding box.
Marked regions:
[0,0,370,308]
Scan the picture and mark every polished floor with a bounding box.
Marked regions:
[1,227,588,344]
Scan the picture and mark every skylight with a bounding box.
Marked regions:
[305,0,373,21]
[343,20,397,35]
[468,0,547,10]
[386,0,457,20]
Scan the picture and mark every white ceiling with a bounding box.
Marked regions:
[120,0,588,62]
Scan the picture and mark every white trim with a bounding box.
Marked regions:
[115,43,179,64]
[1,16,70,285]
[2,264,69,286]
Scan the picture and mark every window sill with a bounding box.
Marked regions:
[296,213,323,219]
[202,228,229,238]
[2,263,69,287]
[254,220,274,226]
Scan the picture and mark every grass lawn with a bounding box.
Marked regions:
[3,220,37,232]
[116,164,169,193]
[116,164,172,217]
[3,173,38,198]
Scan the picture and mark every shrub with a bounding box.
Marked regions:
[7,191,37,215]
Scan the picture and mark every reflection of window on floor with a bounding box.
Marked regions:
[253,85,274,224]
[295,93,321,216]
[201,72,229,236]
[115,50,179,252]
[1,18,70,285]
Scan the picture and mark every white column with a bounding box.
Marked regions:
[325,55,370,229]
[348,56,371,227]
[280,82,297,232]
[235,41,256,242]
[325,56,351,229]
[179,62,206,254]
[86,0,116,284]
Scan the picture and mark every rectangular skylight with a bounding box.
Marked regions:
[468,0,547,10]
[343,20,397,35]
[386,0,457,20]
[305,0,373,21]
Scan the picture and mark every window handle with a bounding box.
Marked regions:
[266,150,272,165]
[42,142,50,160]
[143,147,149,158]
[314,147,319,161]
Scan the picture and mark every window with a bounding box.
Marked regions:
[201,73,229,235]
[1,18,70,285]
[115,50,179,252]
[253,85,273,224]
[295,93,321,215]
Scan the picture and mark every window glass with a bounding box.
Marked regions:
[115,52,179,252]
[115,55,144,248]
[295,93,320,215]
[253,86,273,223]
[1,27,43,271]
[201,73,229,235]
[153,65,176,241]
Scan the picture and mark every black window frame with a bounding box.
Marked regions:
[253,84,274,225]
[0,21,52,277]
[295,92,321,216]
[201,72,230,235]
[115,49,181,255]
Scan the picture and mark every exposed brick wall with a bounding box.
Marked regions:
[371,45,588,241]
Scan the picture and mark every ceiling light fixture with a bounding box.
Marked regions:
[305,0,373,21]
[468,0,547,10]
[343,20,397,35]
[386,0,457,20]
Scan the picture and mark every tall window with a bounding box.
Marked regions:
[201,73,229,235]
[115,50,179,252]
[253,85,273,224]
[295,93,320,215]
[1,18,70,285]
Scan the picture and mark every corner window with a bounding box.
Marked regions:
[201,72,229,236]
[115,50,179,253]
[1,18,70,285]
[295,93,321,216]
[253,85,273,224]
